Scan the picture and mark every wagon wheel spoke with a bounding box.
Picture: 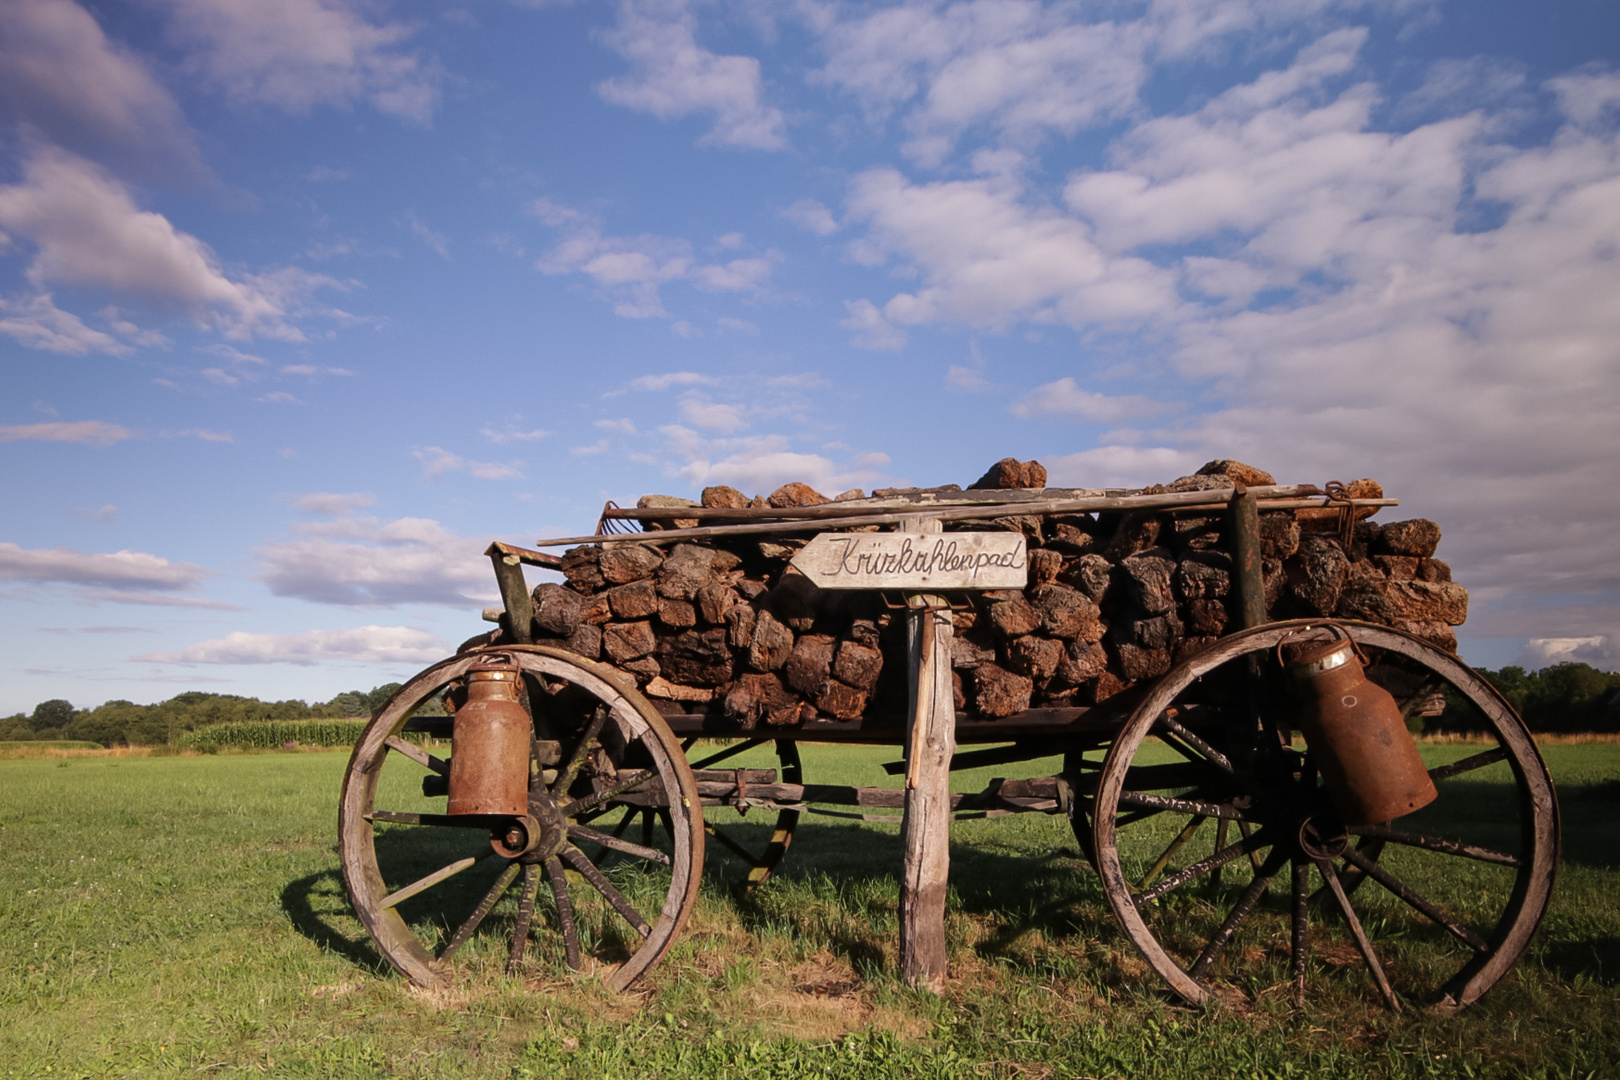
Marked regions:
[438,862,522,965]
[1137,815,1206,892]
[385,736,449,775]
[1116,791,1252,821]
[640,807,656,847]
[1188,847,1289,981]
[690,738,766,770]
[567,823,672,865]
[551,705,608,799]
[379,850,496,910]
[1237,820,1264,871]
[1155,715,1239,777]
[1353,824,1520,867]
[560,769,656,816]
[561,844,651,938]
[1428,747,1507,782]
[1316,855,1401,1011]
[705,821,772,868]
[1290,858,1310,1008]
[1137,828,1273,904]
[544,856,581,971]
[506,863,541,973]
[1340,845,1491,953]
[1210,817,1231,891]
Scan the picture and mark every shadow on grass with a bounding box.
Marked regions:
[1538,937,1620,987]
[280,868,391,975]
[1558,780,1620,869]
[706,816,1118,978]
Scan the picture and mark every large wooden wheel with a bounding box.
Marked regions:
[1092,620,1558,1013]
[339,646,704,992]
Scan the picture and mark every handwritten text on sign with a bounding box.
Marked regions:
[791,532,1028,590]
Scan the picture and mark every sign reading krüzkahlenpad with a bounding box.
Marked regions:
[791,532,1028,590]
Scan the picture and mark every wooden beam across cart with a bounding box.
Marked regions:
[532,484,1394,548]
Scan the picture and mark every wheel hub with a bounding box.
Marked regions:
[518,787,568,864]
[1296,816,1349,860]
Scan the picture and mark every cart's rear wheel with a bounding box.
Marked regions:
[684,738,802,888]
[1092,620,1558,1013]
[339,646,704,992]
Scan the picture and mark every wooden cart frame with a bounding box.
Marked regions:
[338,485,1559,1014]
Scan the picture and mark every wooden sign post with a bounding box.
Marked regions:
[794,522,1027,991]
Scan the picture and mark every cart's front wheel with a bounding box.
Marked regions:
[1092,620,1558,1013]
[339,646,704,992]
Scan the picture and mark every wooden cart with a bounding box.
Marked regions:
[338,484,1558,1012]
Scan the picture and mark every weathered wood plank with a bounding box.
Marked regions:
[534,484,1326,547]
[901,575,955,992]
[792,531,1028,590]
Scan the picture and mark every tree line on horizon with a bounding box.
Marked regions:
[2,662,1616,747]
[0,684,446,747]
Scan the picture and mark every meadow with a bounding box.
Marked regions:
[1,741,1616,1080]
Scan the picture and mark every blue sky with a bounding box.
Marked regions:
[1,0,1617,714]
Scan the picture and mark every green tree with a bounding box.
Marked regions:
[31,699,75,730]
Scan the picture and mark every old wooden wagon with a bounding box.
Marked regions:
[338,475,1559,1013]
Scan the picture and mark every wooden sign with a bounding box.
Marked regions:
[791,531,1027,591]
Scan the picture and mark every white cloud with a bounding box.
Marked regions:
[1522,635,1618,671]
[290,491,377,516]
[783,198,839,236]
[1009,377,1172,421]
[809,0,1366,166]
[281,363,354,377]
[75,504,118,522]
[717,316,758,335]
[255,516,497,606]
[0,542,209,591]
[677,395,748,433]
[532,200,777,318]
[596,0,786,150]
[0,293,129,355]
[0,419,131,446]
[408,211,450,257]
[137,625,445,666]
[160,428,233,442]
[630,371,715,391]
[841,298,906,351]
[0,147,339,341]
[413,446,525,482]
[691,254,776,293]
[945,364,992,393]
[648,425,893,496]
[76,589,241,610]
[160,0,440,121]
[842,167,1178,339]
[0,0,206,178]
[595,417,637,433]
[1547,64,1620,128]
[1043,445,1203,489]
[856,33,1618,625]
[1395,56,1526,122]
[481,426,550,444]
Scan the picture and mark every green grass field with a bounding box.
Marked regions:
[2,742,1617,1080]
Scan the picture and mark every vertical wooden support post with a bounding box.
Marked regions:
[900,517,955,992]
[486,545,535,644]
[1227,487,1266,631]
